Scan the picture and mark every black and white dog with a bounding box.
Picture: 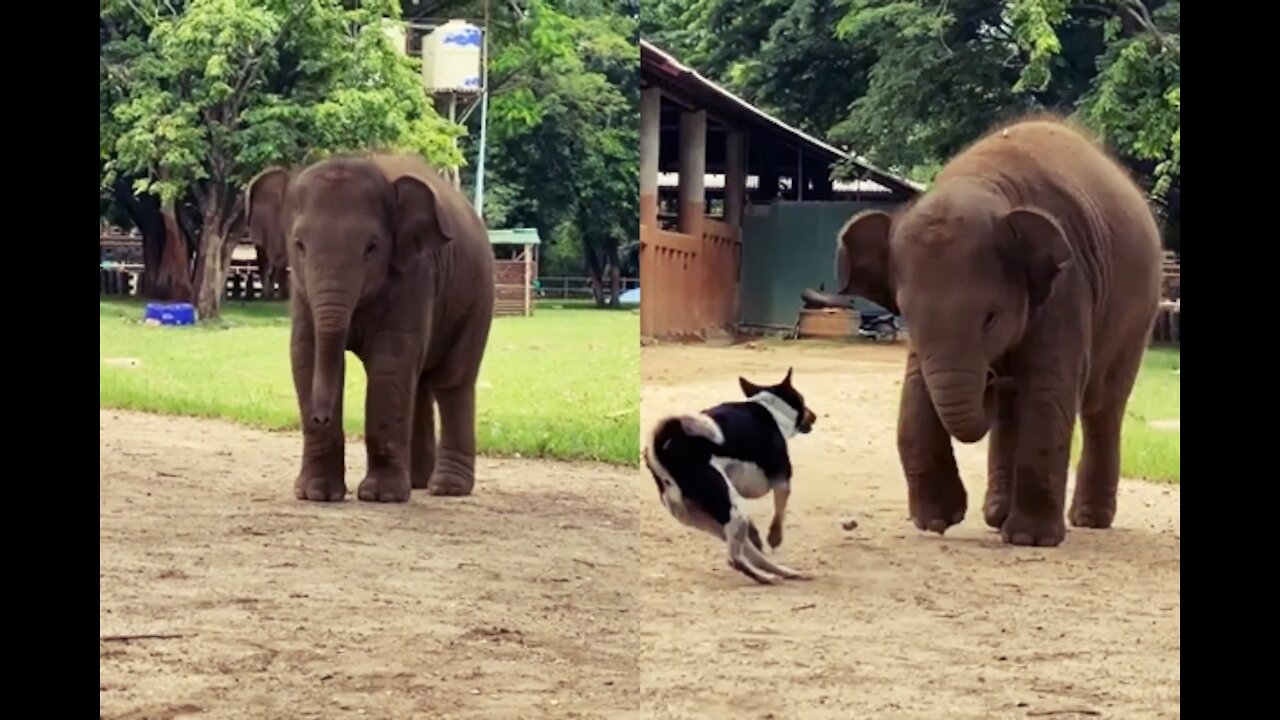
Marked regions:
[643,369,816,584]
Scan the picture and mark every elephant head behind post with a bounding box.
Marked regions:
[246,153,495,503]
[835,115,1162,548]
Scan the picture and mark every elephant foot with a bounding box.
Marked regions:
[982,490,1010,529]
[357,470,411,503]
[427,452,475,496]
[1000,512,1066,547]
[1068,502,1116,529]
[295,474,347,502]
[908,482,967,535]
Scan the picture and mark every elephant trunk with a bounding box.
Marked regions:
[922,361,994,444]
[309,289,353,427]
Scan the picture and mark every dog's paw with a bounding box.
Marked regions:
[727,559,777,585]
[767,522,784,549]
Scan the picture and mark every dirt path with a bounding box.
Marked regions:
[638,343,1179,719]
[100,410,642,720]
[101,341,1178,719]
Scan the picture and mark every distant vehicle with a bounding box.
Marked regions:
[618,287,640,306]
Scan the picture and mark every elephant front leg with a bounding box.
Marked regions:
[291,318,346,501]
[410,379,436,490]
[984,385,1019,529]
[430,383,478,496]
[357,343,417,503]
[1002,383,1077,547]
[899,353,967,533]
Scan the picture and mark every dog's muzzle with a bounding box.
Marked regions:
[798,408,816,434]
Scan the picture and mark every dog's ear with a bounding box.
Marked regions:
[782,367,794,387]
[739,377,763,398]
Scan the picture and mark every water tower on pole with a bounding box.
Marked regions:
[385,14,488,197]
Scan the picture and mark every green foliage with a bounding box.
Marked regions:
[1009,0,1069,92]
[100,299,640,465]
[101,0,460,202]
[101,0,471,319]
[649,0,1181,223]
[101,0,463,205]
[1076,2,1180,198]
[475,0,639,280]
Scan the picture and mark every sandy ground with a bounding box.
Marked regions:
[638,342,1179,719]
[100,341,1178,719]
[100,410,643,720]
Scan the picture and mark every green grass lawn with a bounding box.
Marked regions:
[1075,346,1180,484]
[100,299,639,465]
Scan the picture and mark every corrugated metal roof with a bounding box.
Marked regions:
[488,228,541,245]
[641,39,925,196]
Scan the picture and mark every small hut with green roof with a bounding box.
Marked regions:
[488,227,540,317]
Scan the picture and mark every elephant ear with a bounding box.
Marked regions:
[1003,207,1073,308]
[836,209,899,314]
[390,175,459,274]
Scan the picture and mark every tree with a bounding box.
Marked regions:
[465,0,639,304]
[101,0,463,321]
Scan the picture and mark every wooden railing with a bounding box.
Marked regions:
[639,217,741,338]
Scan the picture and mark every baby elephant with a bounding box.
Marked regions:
[836,115,1162,547]
[246,153,494,503]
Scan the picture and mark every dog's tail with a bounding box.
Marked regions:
[643,415,765,551]
[644,413,724,480]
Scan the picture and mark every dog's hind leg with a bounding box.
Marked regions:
[740,531,809,581]
[746,522,765,551]
[726,514,777,584]
[767,482,791,549]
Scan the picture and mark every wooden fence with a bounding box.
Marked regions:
[638,218,740,338]
[537,276,640,302]
[1151,251,1180,345]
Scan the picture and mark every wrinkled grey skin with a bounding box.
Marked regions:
[836,117,1161,547]
[246,153,495,503]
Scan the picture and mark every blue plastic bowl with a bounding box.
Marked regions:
[143,302,197,326]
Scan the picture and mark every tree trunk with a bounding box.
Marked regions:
[607,242,622,308]
[193,207,229,322]
[111,178,166,297]
[582,244,607,308]
[157,197,194,302]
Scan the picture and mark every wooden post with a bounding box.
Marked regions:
[725,130,745,228]
[679,108,708,334]
[640,88,661,228]
[523,244,532,316]
[678,109,707,238]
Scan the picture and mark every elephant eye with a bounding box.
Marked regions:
[364,240,377,258]
[294,240,306,257]
[983,309,998,331]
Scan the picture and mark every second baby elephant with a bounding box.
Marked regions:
[835,116,1161,547]
[247,153,495,502]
